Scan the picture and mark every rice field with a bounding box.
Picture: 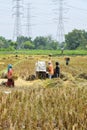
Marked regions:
[0,54,87,130]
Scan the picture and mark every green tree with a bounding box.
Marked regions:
[0,36,9,48]
[79,31,87,49]
[33,36,47,49]
[65,29,87,50]
[33,36,58,50]
[8,40,17,49]
[46,36,58,50]
[23,41,34,49]
[0,40,4,48]
[16,36,33,49]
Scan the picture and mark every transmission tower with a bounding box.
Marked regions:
[57,0,65,45]
[26,3,31,37]
[13,0,23,49]
[24,3,36,38]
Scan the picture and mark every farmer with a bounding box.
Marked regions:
[47,61,54,79]
[54,62,60,78]
[61,48,64,55]
[6,64,14,87]
[65,57,70,65]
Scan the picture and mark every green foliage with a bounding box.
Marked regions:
[33,36,47,49]
[0,36,9,48]
[23,41,35,49]
[0,39,4,48]
[65,29,87,50]
[33,35,58,50]
[16,36,33,49]
[0,29,87,50]
[17,36,32,44]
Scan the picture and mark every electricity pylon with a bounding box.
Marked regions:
[13,0,23,49]
[26,3,31,38]
[57,0,65,45]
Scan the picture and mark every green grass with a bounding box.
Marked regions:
[0,49,87,55]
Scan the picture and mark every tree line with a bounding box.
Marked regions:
[0,29,87,50]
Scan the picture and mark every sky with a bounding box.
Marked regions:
[0,0,87,41]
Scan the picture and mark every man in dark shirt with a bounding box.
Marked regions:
[54,62,60,78]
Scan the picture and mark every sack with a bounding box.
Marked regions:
[35,61,46,72]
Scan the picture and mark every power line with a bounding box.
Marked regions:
[68,5,87,12]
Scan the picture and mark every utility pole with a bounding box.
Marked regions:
[13,0,23,49]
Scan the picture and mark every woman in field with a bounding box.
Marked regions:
[47,61,54,79]
[6,64,14,87]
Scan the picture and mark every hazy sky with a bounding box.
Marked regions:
[0,0,87,40]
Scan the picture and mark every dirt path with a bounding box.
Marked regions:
[0,76,87,92]
[0,78,34,87]
[0,77,45,90]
